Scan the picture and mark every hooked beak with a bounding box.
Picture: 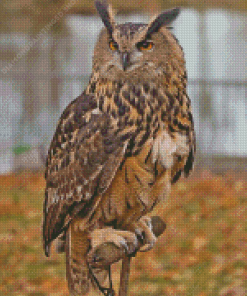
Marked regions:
[120,52,130,71]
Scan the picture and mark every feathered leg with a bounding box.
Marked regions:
[66,218,110,296]
[66,219,92,295]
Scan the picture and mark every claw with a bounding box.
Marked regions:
[130,216,157,252]
[139,240,156,252]
[135,229,144,243]
[119,239,129,253]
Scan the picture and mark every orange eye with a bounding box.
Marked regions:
[109,40,118,51]
[137,41,154,51]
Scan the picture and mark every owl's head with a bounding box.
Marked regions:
[94,1,184,82]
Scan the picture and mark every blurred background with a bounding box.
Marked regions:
[0,0,246,172]
[0,1,246,296]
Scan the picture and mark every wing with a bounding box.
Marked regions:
[43,93,129,256]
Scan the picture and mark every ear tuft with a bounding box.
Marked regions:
[95,1,116,35]
[146,8,180,36]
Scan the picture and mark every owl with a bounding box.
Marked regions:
[43,1,195,295]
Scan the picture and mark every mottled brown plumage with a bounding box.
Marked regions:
[43,1,195,295]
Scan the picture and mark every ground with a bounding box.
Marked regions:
[0,169,246,296]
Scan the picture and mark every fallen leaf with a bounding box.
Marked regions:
[193,236,208,251]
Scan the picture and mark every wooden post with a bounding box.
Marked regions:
[119,256,131,296]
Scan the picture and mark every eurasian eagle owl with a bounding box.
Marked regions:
[43,1,195,295]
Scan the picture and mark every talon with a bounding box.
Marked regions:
[129,216,157,252]
[119,240,129,253]
[139,240,156,252]
[146,218,152,229]
[135,229,144,244]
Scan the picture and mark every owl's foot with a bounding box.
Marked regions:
[89,227,138,258]
[129,216,157,252]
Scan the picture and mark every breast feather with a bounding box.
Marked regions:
[152,131,189,169]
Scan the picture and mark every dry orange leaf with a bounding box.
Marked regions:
[193,236,208,251]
